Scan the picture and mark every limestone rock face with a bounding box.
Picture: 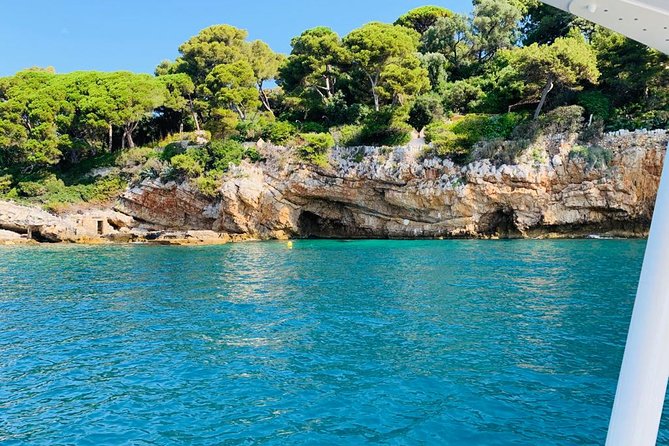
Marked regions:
[117,130,668,239]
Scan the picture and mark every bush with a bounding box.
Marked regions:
[18,181,47,197]
[300,121,328,134]
[116,147,158,168]
[449,113,523,147]
[208,109,240,139]
[263,121,297,144]
[424,113,524,163]
[424,122,470,160]
[611,110,669,131]
[0,174,13,194]
[139,158,165,179]
[294,133,335,166]
[512,106,585,140]
[170,153,204,178]
[408,93,445,131]
[194,173,221,198]
[160,130,211,146]
[578,91,612,121]
[208,139,245,171]
[357,109,412,146]
[160,142,186,161]
[569,145,613,169]
[539,106,585,134]
[442,79,486,113]
[82,176,128,202]
[331,125,364,147]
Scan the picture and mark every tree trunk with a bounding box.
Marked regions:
[188,95,201,132]
[126,131,135,149]
[534,78,555,119]
[366,72,381,112]
[258,80,273,113]
[123,123,135,149]
[108,122,113,151]
[233,104,246,121]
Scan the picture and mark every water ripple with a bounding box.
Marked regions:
[0,240,660,445]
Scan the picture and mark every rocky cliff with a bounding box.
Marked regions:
[0,130,665,244]
[117,130,668,241]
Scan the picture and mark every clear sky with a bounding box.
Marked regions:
[1,0,472,77]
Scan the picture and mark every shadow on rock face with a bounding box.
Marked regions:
[297,210,352,239]
[479,208,521,238]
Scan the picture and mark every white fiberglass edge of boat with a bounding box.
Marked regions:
[542,0,669,53]
[540,1,669,445]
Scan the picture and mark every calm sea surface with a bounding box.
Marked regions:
[1,240,667,445]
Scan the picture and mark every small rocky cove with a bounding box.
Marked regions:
[1,129,667,245]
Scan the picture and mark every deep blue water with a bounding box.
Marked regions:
[0,240,666,445]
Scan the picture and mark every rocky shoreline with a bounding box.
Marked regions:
[1,129,666,245]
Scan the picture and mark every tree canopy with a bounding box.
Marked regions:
[0,2,666,174]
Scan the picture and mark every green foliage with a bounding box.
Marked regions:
[170,153,204,178]
[166,139,262,178]
[425,113,524,162]
[442,79,487,114]
[356,109,412,146]
[161,142,186,161]
[421,14,472,80]
[395,6,454,34]
[202,60,260,120]
[425,122,470,160]
[116,147,158,168]
[279,27,348,111]
[18,181,47,197]
[343,22,428,111]
[408,93,445,130]
[1,169,128,209]
[471,0,523,62]
[0,174,12,194]
[294,132,335,165]
[262,121,296,144]
[330,125,365,147]
[498,33,600,118]
[577,91,611,120]
[569,144,613,169]
[207,139,246,171]
[512,105,585,139]
[194,173,221,198]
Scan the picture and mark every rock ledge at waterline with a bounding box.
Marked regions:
[0,130,666,244]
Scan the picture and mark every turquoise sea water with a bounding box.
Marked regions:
[0,240,666,445]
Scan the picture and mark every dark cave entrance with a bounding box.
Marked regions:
[480,208,519,238]
[297,210,354,238]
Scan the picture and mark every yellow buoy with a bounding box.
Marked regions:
[286,241,293,249]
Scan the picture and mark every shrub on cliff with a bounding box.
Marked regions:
[569,145,613,169]
[194,173,221,198]
[207,139,262,171]
[425,113,523,162]
[18,181,47,197]
[424,122,470,161]
[116,147,159,169]
[356,109,412,146]
[208,140,245,171]
[0,174,13,194]
[170,153,204,178]
[293,132,335,167]
[512,106,585,141]
[262,121,297,144]
[330,125,364,147]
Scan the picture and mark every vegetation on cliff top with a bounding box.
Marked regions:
[0,1,666,208]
